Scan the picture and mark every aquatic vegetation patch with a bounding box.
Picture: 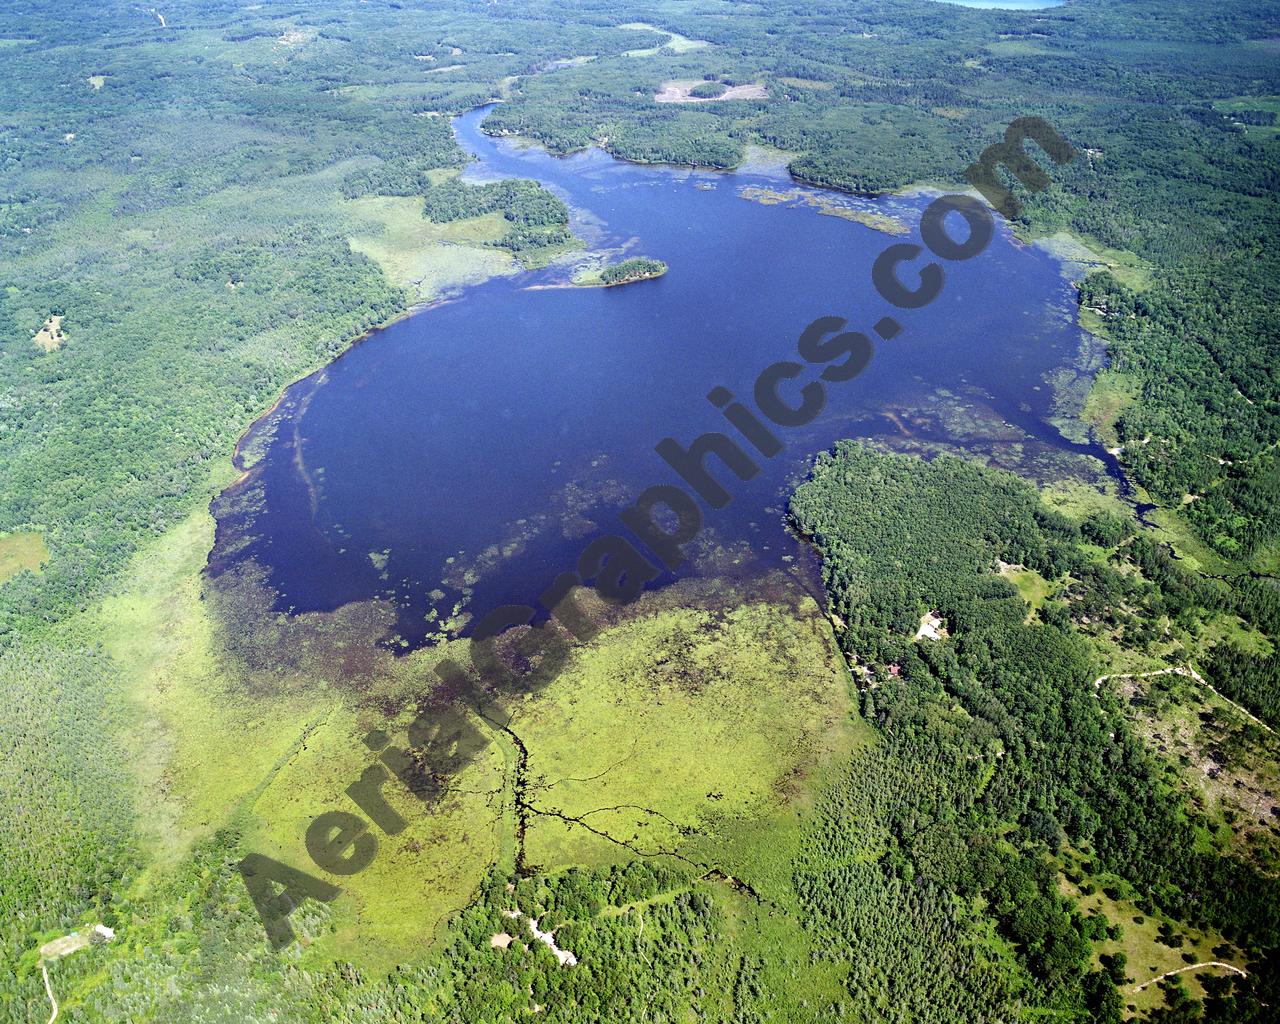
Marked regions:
[737,185,909,235]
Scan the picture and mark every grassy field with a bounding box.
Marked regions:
[1200,612,1274,657]
[618,22,709,56]
[985,39,1069,59]
[501,591,873,1018]
[346,194,518,305]
[94,497,337,870]
[998,564,1054,621]
[90,496,514,966]
[1059,858,1245,1018]
[1212,95,1280,137]
[1142,502,1241,576]
[1040,475,1132,523]
[777,77,834,91]
[1080,369,1139,449]
[247,688,509,967]
[511,597,865,873]
[0,531,48,584]
[87,491,868,970]
[1112,666,1280,877]
[1032,231,1153,293]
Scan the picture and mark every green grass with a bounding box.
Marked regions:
[94,500,328,871]
[345,195,516,304]
[247,693,508,968]
[92,501,514,968]
[1059,861,1244,1017]
[777,76,834,90]
[1113,665,1280,875]
[507,591,874,1018]
[1080,369,1140,449]
[509,597,864,873]
[1213,95,1280,136]
[998,564,1054,620]
[1247,535,1280,576]
[0,531,48,584]
[709,876,853,1014]
[1038,475,1130,524]
[1143,502,1241,576]
[1201,613,1273,657]
[985,40,1069,59]
[618,22,709,56]
[90,502,869,971]
[1031,230,1153,291]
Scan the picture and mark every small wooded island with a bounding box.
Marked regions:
[574,256,668,287]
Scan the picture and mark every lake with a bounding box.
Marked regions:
[210,105,1111,648]
[932,1,1063,9]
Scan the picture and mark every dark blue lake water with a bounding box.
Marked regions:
[211,106,1109,648]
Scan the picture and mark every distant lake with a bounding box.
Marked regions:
[932,1,1063,8]
[211,105,1109,648]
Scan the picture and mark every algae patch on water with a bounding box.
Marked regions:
[738,186,909,235]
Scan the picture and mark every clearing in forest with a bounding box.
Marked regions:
[346,194,517,304]
[655,80,767,103]
[33,315,65,352]
[619,22,709,56]
[0,531,48,583]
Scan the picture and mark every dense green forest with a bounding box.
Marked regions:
[419,176,573,254]
[791,448,1280,970]
[1,0,1278,1021]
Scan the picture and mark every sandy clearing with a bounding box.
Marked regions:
[530,918,578,966]
[502,907,578,966]
[39,924,114,960]
[278,28,315,47]
[42,963,56,1024]
[915,611,948,641]
[38,925,114,1024]
[656,80,767,103]
[33,314,65,352]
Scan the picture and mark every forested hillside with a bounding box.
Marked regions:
[790,446,1280,1023]
[1,1,1277,1021]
